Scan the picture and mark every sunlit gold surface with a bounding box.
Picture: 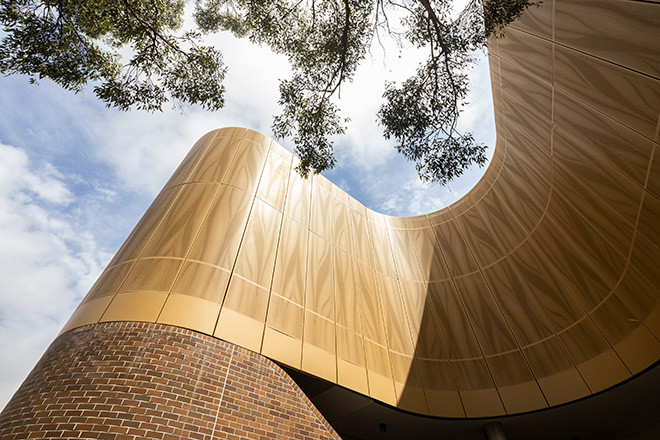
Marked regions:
[63,0,660,418]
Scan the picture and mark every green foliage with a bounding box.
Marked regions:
[1,0,539,184]
[196,0,373,177]
[193,0,538,183]
[0,0,226,111]
[0,0,119,91]
[379,61,487,185]
[273,75,345,178]
[483,0,542,37]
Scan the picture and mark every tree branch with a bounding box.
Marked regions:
[416,0,460,134]
[119,0,186,57]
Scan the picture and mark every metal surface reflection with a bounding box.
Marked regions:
[62,0,660,419]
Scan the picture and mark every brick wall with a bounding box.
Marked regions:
[0,321,341,440]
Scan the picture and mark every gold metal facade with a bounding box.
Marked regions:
[62,0,660,418]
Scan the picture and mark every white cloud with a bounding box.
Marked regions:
[0,143,111,408]
[0,141,73,205]
[379,176,462,215]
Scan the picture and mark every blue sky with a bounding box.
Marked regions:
[0,23,495,408]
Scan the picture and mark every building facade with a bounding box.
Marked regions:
[1,0,660,439]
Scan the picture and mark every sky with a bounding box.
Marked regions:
[0,7,495,410]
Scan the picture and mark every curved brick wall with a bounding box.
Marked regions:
[0,322,340,440]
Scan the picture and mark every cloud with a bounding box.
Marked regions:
[0,145,73,205]
[379,176,462,215]
[0,143,111,408]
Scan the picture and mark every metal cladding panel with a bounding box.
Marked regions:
[62,0,660,419]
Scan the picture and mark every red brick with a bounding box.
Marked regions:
[0,322,340,440]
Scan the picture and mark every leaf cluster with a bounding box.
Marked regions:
[0,0,226,111]
[377,0,536,185]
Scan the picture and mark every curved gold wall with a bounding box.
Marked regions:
[62,0,660,419]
